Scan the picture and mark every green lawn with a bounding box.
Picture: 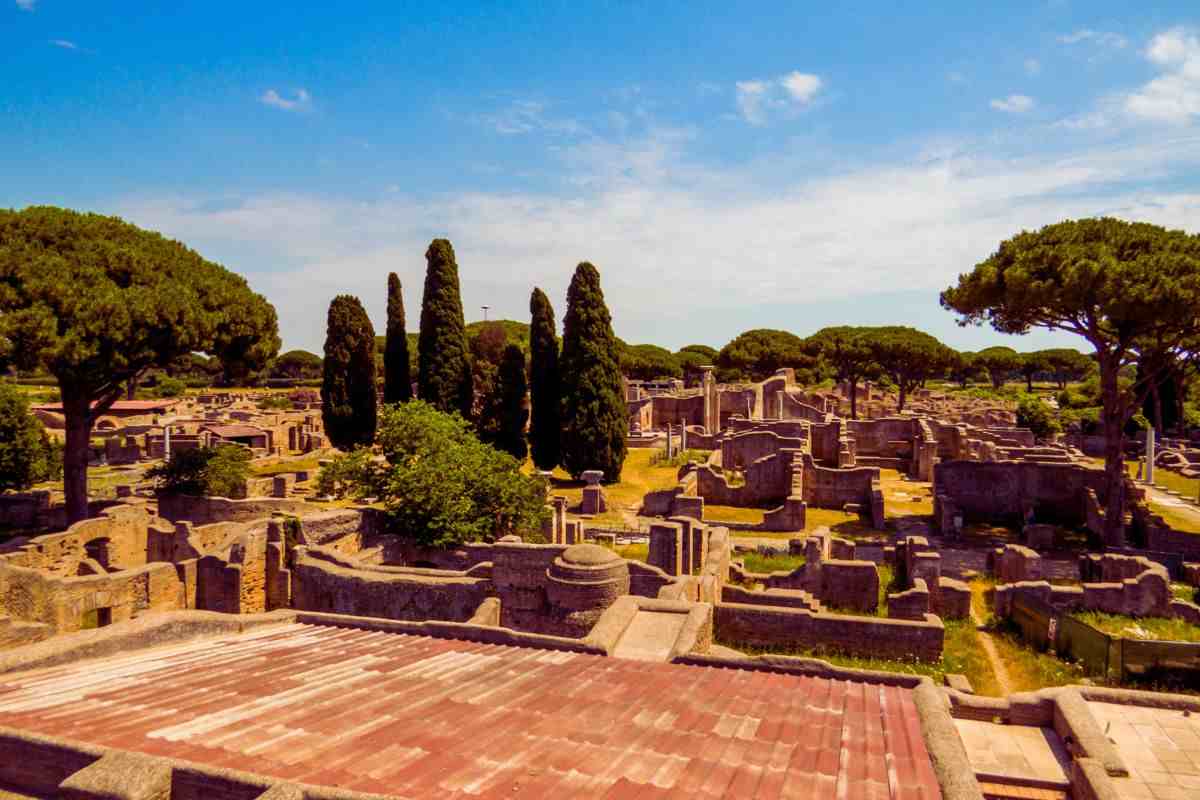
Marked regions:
[1074,611,1200,643]
[739,551,806,574]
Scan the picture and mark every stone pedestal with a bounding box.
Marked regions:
[546,544,630,637]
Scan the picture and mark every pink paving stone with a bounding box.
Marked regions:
[0,622,942,799]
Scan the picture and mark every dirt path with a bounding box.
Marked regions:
[971,608,1014,696]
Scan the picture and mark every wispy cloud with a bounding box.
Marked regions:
[15,0,35,11]
[1125,28,1200,123]
[50,39,77,50]
[1058,29,1128,49]
[259,88,312,112]
[479,99,585,136]
[735,70,823,125]
[113,126,1200,353]
[990,94,1035,113]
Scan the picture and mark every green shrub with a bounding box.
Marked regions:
[1016,394,1062,440]
[321,401,549,546]
[153,376,186,398]
[257,394,293,411]
[0,383,62,490]
[148,444,251,497]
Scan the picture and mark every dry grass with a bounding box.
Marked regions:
[538,448,682,515]
[1075,612,1200,643]
[703,505,765,524]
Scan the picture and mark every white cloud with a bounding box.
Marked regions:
[735,71,823,124]
[479,100,585,136]
[1124,28,1200,123]
[734,80,770,124]
[112,129,1200,353]
[1024,58,1041,76]
[15,0,35,10]
[781,72,822,104]
[259,88,312,112]
[990,94,1035,113]
[50,39,77,50]
[1058,29,1128,49]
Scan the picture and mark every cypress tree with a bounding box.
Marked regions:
[417,239,472,416]
[559,262,627,481]
[321,295,378,450]
[528,287,561,470]
[492,344,529,460]
[383,272,412,403]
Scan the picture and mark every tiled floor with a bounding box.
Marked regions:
[1088,700,1200,799]
[954,719,1071,786]
[0,622,944,799]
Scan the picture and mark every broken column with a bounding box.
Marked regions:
[580,470,608,515]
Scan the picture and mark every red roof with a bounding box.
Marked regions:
[32,400,179,413]
[0,622,942,799]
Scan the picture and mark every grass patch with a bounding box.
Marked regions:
[649,449,711,468]
[539,448,683,513]
[989,623,1089,690]
[879,469,933,519]
[615,543,648,562]
[1074,611,1200,643]
[1173,583,1198,603]
[251,458,321,477]
[739,551,805,574]
[704,505,766,524]
[718,619,996,690]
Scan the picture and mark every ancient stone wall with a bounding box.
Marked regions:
[157,493,314,525]
[933,460,1109,532]
[290,547,490,622]
[714,603,943,661]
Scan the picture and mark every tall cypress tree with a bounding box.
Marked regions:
[491,344,529,460]
[417,239,472,416]
[321,295,378,450]
[383,272,412,403]
[528,287,561,470]
[559,262,627,481]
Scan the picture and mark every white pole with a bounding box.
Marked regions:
[1145,426,1156,485]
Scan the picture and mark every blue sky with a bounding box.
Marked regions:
[4,1,1200,354]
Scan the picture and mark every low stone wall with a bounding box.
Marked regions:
[157,493,314,525]
[714,602,944,661]
[290,547,490,623]
[995,553,1174,619]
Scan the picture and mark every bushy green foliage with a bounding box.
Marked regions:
[716,329,810,382]
[947,350,984,387]
[528,288,561,471]
[864,326,954,411]
[0,383,61,490]
[492,345,528,460]
[270,350,323,382]
[417,239,472,416]
[1016,394,1062,440]
[148,444,251,497]
[383,272,412,404]
[257,394,293,411]
[620,343,682,380]
[466,320,531,354]
[942,217,1200,543]
[675,344,718,382]
[321,295,378,450]
[315,446,380,500]
[974,346,1022,389]
[321,402,549,546]
[0,207,280,523]
[804,327,880,418]
[559,262,628,481]
[1040,348,1093,388]
[153,376,186,398]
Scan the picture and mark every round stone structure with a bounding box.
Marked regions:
[545,543,630,636]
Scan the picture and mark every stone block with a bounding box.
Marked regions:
[59,752,172,800]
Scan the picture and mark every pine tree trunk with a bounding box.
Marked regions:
[62,392,93,525]
[1100,358,1126,547]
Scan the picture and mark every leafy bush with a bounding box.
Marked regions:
[148,444,251,497]
[153,376,186,398]
[319,401,549,546]
[0,383,62,490]
[1016,395,1062,440]
[257,394,293,411]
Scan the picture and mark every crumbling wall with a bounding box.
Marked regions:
[290,547,491,622]
[933,460,1110,532]
[157,493,314,525]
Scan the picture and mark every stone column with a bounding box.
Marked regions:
[700,366,718,435]
[680,417,688,452]
[1146,426,1156,485]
